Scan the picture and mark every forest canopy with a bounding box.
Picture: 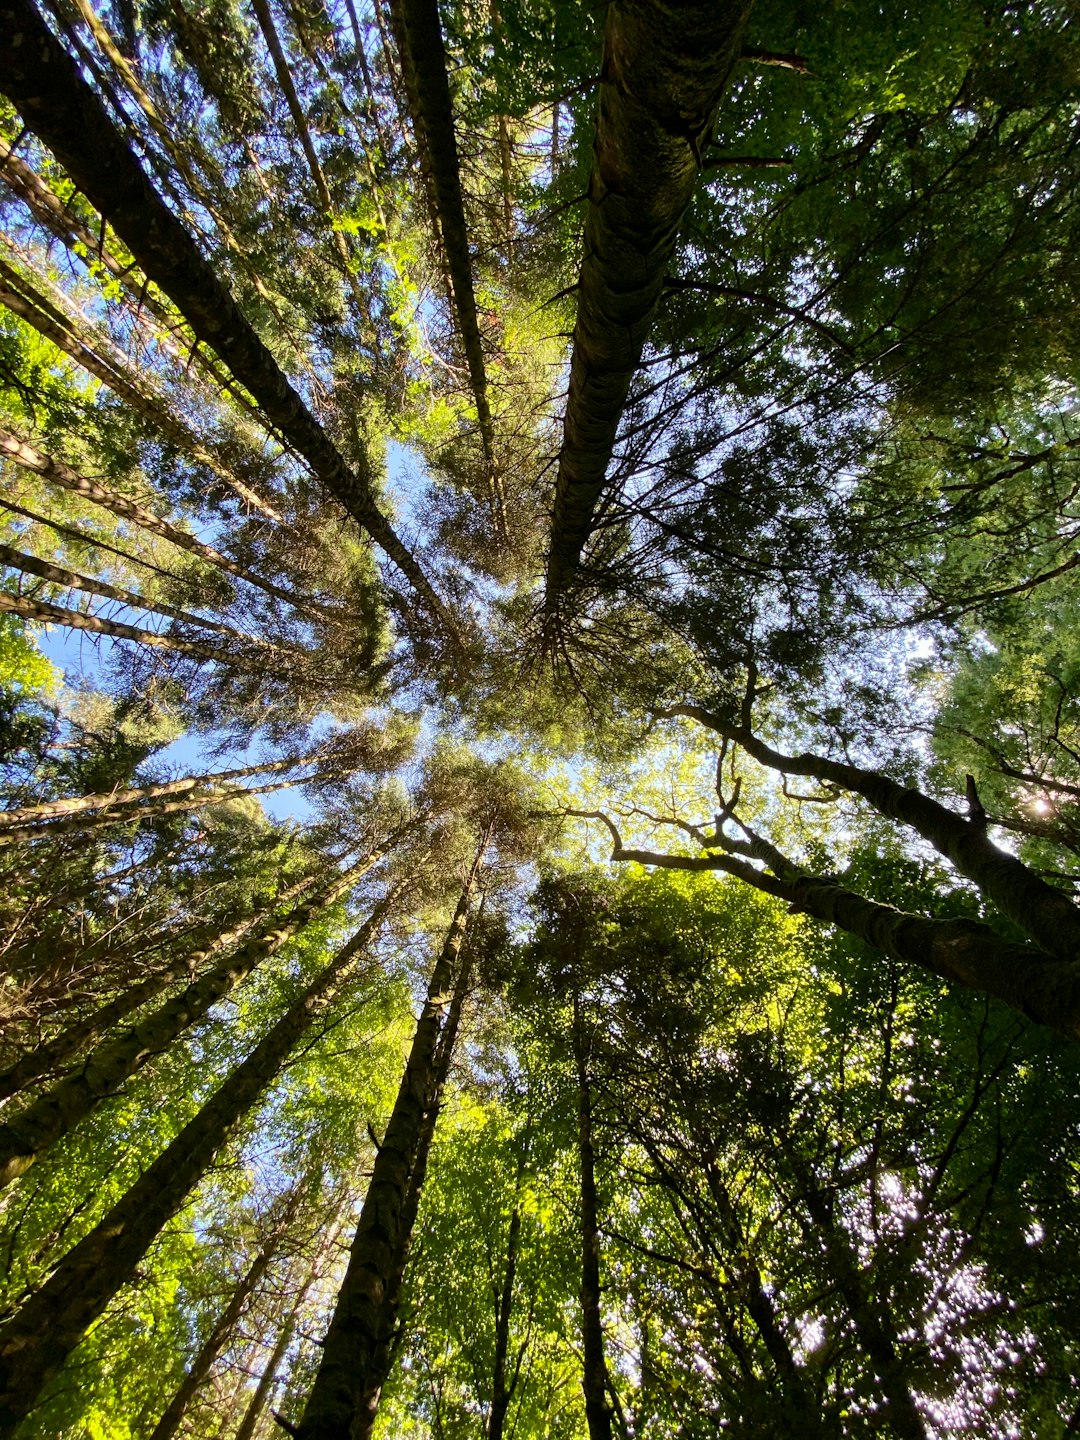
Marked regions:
[1,0,1079,1435]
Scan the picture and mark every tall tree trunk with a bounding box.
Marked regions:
[662,702,1080,963]
[352,924,477,1439]
[295,836,489,1440]
[0,138,266,419]
[387,0,499,495]
[573,989,613,1440]
[0,839,400,1188]
[0,750,320,830]
[0,0,456,635]
[544,0,753,611]
[0,427,348,622]
[0,539,280,645]
[0,254,283,521]
[0,774,315,849]
[0,585,268,670]
[0,868,320,1101]
[149,1186,304,1440]
[488,1129,530,1440]
[0,894,397,1437]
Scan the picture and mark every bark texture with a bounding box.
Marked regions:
[574,991,613,1440]
[545,0,753,608]
[0,0,452,630]
[0,898,394,1437]
[0,847,391,1187]
[296,840,487,1440]
[387,0,497,479]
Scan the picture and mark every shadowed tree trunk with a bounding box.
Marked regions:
[0,894,398,1438]
[488,1129,530,1440]
[573,987,613,1440]
[386,0,499,496]
[0,0,455,633]
[544,0,753,612]
[295,833,489,1440]
[0,839,404,1188]
[352,921,477,1439]
[0,254,283,521]
[0,869,321,1101]
[148,1186,304,1440]
[0,427,349,622]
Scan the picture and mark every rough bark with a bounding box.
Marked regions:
[352,931,475,1439]
[295,837,488,1440]
[0,844,394,1188]
[0,774,311,849]
[574,990,613,1440]
[0,869,320,1101]
[0,0,454,631]
[0,897,395,1437]
[0,751,318,830]
[661,704,1080,963]
[148,1188,302,1440]
[0,255,282,520]
[544,0,753,609]
[0,425,343,619]
[0,539,272,644]
[387,0,498,483]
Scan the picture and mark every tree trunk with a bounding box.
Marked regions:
[0,0,455,634]
[0,869,320,1101]
[295,836,488,1440]
[488,1131,529,1440]
[387,0,498,488]
[573,989,613,1440]
[149,1186,303,1440]
[0,895,397,1437]
[544,0,753,610]
[0,254,283,521]
[0,751,320,830]
[0,539,275,644]
[664,703,1080,963]
[0,427,348,622]
[352,923,476,1439]
[0,840,399,1188]
[0,774,315,849]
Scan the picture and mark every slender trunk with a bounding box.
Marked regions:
[0,539,276,644]
[0,255,282,521]
[0,1,455,634]
[574,990,613,1440]
[0,586,252,665]
[544,0,753,609]
[296,838,489,1440]
[0,138,264,418]
[0,751,319,830]
[0,841,398,1188]
[791,1161,926,1440]
[0,896,396,1437]
[0,427,349,622]
[0,774,313,849]
[664,703,1080,963]
[233,1290,303,1440]
[0,869,320,1101]
[353,933,476,1439]
[488,1132,529,1440]
[387,0,498,486]
[149,1188,303,1440]
[249,0,372,327]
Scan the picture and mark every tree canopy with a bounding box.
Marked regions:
[1,0,1079,1435]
